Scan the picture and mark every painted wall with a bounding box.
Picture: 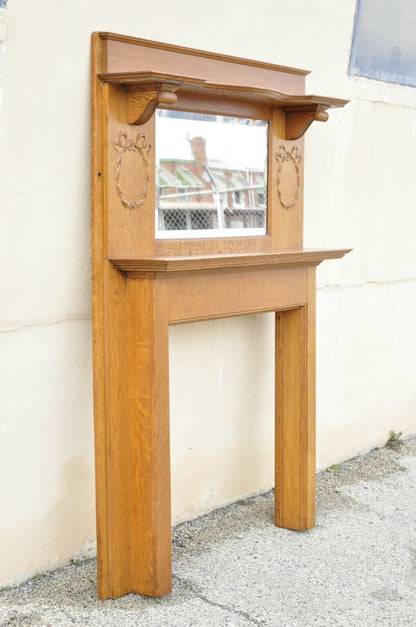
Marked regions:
[0,0,415,585]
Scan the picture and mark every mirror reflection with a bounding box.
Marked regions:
[156,110,268,238]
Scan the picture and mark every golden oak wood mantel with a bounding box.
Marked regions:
[91,31,350,600]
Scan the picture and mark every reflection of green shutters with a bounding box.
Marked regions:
[157,167,182,187]
[175,167,204,188]
[158,166,203,188]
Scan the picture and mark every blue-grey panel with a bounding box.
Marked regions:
[350,0,416,87]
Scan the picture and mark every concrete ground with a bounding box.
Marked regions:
[1,436,416,626]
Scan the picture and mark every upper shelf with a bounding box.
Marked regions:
[98,70,348,139]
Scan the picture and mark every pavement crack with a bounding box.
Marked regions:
[172,575,266,625]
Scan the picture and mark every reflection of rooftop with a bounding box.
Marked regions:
[158,167,264,195]
[206,162,262,172]
[160,158,195,163]
[208,169,232,191]
[230,172,249,188]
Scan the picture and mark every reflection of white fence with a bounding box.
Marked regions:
[158,206,265,232]
[157,183,266,233]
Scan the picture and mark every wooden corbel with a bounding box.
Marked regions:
[126,84,179,125]
[284,105,329,140]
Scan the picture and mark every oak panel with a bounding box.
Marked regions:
[166,267,308,324]
[127,279,171,597]
[274,268,316,530]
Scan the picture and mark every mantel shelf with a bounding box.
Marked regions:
[98,71,348,136]
[111,248,351,276]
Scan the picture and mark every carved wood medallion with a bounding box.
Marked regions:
[275,145,302,209]
[113,131,151,209]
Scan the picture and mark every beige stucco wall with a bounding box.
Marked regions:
[0,0,415,585]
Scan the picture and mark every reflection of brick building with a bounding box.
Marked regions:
[157,136,266,232]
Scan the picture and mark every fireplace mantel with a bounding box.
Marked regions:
[91,31,350,600]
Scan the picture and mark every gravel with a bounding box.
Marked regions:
[1,436,415,626]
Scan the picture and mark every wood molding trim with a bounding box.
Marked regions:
[110,249,351,275]
[98,31,311,76]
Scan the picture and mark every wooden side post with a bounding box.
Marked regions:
[275,269,316,530]
[94,272,171,599]
[126,277,172,597]
[93,262,131,599]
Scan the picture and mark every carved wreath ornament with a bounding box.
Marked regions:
[275,145,302,209]
[113,131,151,209]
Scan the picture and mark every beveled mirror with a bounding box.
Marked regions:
[156,110,268,238]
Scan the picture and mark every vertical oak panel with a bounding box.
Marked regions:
[127,278,172,597]
[270,108,304,249]
[91,32,111,599]
[275,273,315,530]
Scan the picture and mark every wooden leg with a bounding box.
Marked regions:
[126,278,172,597]
[275,277,316,530]
[94,271,171,599]
[94,263,130,599]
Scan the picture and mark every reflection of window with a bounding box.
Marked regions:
[255,176,265,207]
[349,0,416,87]
[230,172,247,208]
[230,172,248,188]
[233,190,242,207]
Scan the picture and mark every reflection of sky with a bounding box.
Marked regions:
[156,111,268,170]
